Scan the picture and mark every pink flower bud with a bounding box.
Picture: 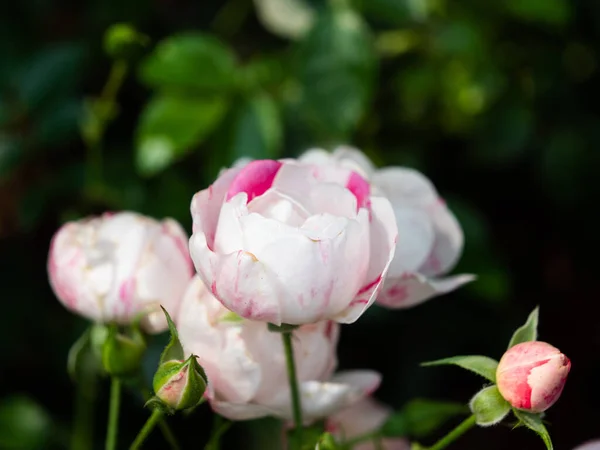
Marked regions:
[496,341,571,413]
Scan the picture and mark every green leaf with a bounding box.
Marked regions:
[469,386,510,426]
[253,0,316,40]
[227,92,282,161]
[160,306,185,364]
[505,0,569,26]
[513,410,553,450]
[421,355,499,382]
[0,396,52,450]
[136,93,227,176]
[139,33,237,92]
[293,3,377,139]
[382,399,468,438]
[507,307,539,349]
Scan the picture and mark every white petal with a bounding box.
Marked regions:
[331,146,377,177]
[377,272,475,309]
[210,399,274,421]
[189,231,283,324]
[573,441,600,450]
[419,201,464,277]
[372,167,438,208]
[389,207,435,275]
[327,397,391,439]
[336,196,397,323]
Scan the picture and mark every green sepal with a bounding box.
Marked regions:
[421,355,499,382]
[512,409,553,450]
[469,386,510,427]
[381,399,468,438]
[220,311,244,323]
[159,306,184,364]
[507,307,539,349]
[67,327,94,381]
[101,324,147,377]
[153,355,207,411]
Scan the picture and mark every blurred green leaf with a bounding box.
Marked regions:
[505,0,570,26]
[14,43,86,109]
[0,395,52,450]
[507,307,539,349]
[469,386,510,426]
[253,0,316,40]
[293,3,376,139]
[355,0,423,24]
[34,99,83,146]
[136,93,228,176]
[381,399,468,438]
[0,134,24,179]
[227,92,282,162]
[139,33,237,93]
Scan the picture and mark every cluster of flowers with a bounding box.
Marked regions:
[47,147,569,448]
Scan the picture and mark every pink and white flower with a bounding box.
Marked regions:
[189,158,397,325]
[300,146,474,309]
[48,211,194,332]
[177,276,381,422]
[496,341,571,413]
[327,397,410,450]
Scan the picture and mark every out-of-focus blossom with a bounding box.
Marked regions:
[300,146,474,309]
[326,397,410,450]
[573,440,600,450]
[496,341,571,413]
[177,276,381,422]
[189,158,397,325]
[48,211,194,333]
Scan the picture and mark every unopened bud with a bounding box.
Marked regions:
[496,341,570,413]
[153,356,207,411]
[103,23,149,60]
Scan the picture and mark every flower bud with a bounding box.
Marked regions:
[153,356,207,411]
[496,341,570,413]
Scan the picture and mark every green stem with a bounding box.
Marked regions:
[130,409,163,450]
[424,415,477,450]
[282,330,303,449]
[105,377,122,450]
[70,379,95,450]
[139,386,181,450]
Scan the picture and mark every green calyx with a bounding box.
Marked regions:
[90,322,146,377]
[103,23,149,60]
[152,355,207,412]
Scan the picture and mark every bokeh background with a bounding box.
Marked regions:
[1,0,598,448]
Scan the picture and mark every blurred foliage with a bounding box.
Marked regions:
[1,0,599,448]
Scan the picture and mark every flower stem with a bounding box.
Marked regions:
[139,386,181,450]
[424,415,477,450]
[105,377,122,450]
[130,409,163,450]
[281,330,303,449]
[204,415,232,450]
[70,379,95,450]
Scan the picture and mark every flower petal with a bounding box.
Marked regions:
[210,399,275,421]
[372,167,438,208]
[189,231,283,324]
[335,196,397,323]
[389,207,435,275]
[377,272,475,309]
[419,201,464,277]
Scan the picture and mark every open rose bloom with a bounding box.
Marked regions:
[327,398,410,450]
[48,212,194,332]
[177,276,381,422]
[300,147,474,308]
[189,159,397,325]
[574,441,600,450]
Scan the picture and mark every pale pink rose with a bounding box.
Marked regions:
[177,276,381,422]
[189,159,397,325]
[496,341,571,413]
[48,211,194,332]
[327,398,410,450]
[300,146,474,309]
[573,440,600,450]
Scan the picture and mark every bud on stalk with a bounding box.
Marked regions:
[496,341,570,413]
[153,356,207,411]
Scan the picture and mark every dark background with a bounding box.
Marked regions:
[1,0,598,448]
